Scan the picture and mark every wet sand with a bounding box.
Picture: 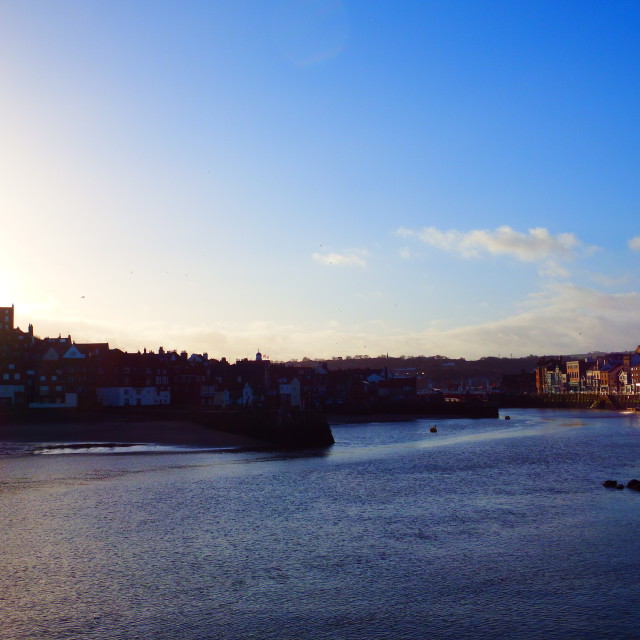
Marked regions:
[0,419,268,449]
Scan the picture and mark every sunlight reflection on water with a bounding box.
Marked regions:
[32,443,235,455]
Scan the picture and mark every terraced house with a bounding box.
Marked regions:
[536,347,640,394]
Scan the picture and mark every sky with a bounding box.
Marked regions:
[2,0,640,361]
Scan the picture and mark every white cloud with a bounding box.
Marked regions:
[432,282,640,357]
[312,250,367,267]
[628,236,640,251]
[399,247,411,259]
[397,225,582,263]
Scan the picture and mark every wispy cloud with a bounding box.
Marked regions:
[589,272,629,287]
[536,260,572,279]
[628,236,640,251]
[408,282,640,358]
[312,250,367,267]
[396,225,583,263]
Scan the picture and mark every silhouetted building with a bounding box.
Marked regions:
[0,305,14,331]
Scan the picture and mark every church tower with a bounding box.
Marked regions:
[0,304,14,331]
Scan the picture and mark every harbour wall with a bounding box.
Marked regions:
[0,407,335,449]
[189,408,335,448]
[499,393,640,410]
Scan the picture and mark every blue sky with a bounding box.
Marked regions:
[2,0,640,360]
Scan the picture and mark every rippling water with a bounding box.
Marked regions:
[1,409,640,639]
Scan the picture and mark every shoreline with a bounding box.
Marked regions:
[0,419,269,450]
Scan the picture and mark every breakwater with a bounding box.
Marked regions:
[0,407,335,449]
[189,408,335,448]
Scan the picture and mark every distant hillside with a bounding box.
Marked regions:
[288,355,541,380]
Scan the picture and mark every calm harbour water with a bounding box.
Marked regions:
[1,408,640,640]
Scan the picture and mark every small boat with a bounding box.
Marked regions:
[429,426,437,433]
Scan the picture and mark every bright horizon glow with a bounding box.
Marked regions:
[2,1,640,361]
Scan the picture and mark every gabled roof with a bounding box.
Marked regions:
[41,344,66,360]
[62,345,86,359]
[277,374,300,384]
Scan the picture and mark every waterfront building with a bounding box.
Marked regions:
[566,359,593,393]
[535,357,564,394]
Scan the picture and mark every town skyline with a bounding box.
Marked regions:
[4,303,640,417]
[3,2,640,361]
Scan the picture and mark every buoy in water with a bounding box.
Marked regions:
[504,415,511,420]
[430,426,437,433]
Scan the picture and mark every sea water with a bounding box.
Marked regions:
[1,408,639,639]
